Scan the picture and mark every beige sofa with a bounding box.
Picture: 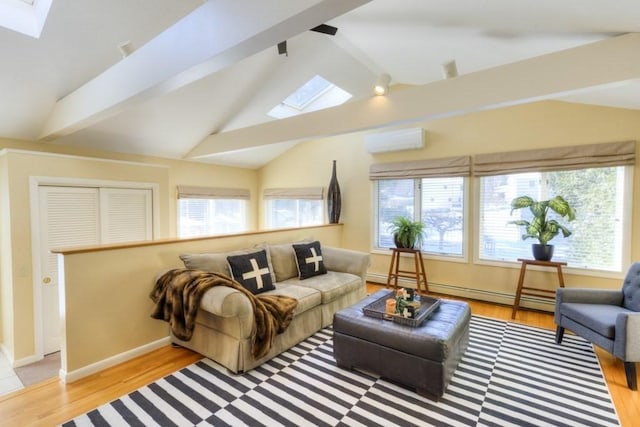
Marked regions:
[174,242,370,373]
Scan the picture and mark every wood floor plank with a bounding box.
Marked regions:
[0,283,636,426]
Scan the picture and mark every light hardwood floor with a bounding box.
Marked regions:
[0,284,637,426]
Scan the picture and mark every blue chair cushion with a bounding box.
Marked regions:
[560,303,631,338]
[622,262,640,312]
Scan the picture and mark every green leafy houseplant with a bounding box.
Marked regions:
[508,195,576,260]
[388,216,425,249]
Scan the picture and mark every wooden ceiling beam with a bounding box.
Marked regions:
[39,0,370,140]
[187,33,640,158]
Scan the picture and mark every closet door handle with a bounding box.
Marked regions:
[42,277,52,284]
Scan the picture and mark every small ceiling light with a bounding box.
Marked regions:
[441,60,458,79]
[373,73,391,96]
[118,41,135,58]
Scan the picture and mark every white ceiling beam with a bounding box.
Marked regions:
[39,0,371,140]
[187,32,640,158]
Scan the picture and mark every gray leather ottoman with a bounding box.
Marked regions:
[332,290,470,400]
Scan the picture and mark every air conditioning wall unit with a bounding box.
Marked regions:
[364,128,425,154]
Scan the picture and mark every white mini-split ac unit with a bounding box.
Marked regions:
[364,128,425,154]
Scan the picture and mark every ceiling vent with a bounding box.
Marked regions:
[364,128,425,154]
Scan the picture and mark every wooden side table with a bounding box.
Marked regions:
[512,258,566,319]
[386,248,429,294]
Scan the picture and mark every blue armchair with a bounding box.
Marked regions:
[555,262,640,390]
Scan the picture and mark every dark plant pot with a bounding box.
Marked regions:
[532,244,554,261]
[393,234,414,249]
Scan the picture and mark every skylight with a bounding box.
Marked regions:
[268,75,352,119]
[0,0,53,38]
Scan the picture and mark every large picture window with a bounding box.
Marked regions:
[375,177,465,256]
[475,141,634,273]
[177,186,249,238]
[478,167,629,272]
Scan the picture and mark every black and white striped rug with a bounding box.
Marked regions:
[64,316,620,426]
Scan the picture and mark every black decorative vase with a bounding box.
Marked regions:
[327,160,341,223]
[532,244,554,261]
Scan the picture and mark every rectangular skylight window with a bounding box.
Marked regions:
[0,0,53,38]
[268,75,352,119]
[282,75,334,111]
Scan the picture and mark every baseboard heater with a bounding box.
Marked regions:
[367,273,555,311]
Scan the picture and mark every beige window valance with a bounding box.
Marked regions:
[263,187,324,200]
[177,185,250,200]
[473,140,636,177]
[369,156,470,180]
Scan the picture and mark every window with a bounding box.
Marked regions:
[177,186,249,238]
[474,141,635,273]
[267,75,352,119]
[371,155,470,257]
[375,177,466,256]
[264,187,324,229]
[478,167,629,272]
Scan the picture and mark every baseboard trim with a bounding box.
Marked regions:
[8,350,44,369]
[61,336,171,383]
[366,273,555,312]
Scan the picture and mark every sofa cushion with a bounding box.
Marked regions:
[281,271,362,304]
[262,283,322,316]
[227,249,275,294]
[267,240,312,282]
[293,241,327,280]
[560,303,631,338]
[180,247,276,284]
[268,243,298,282]
[180,252,230,276]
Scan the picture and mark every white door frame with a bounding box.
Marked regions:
[29,176,160,360]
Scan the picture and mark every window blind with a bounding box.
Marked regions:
[369,156,470,180]
[263,187,324,200]
[177,185,250,200]
[473,140,635,177]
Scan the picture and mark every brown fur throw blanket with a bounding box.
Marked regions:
[150,269,298,359]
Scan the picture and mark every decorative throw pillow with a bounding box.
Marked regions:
[227,249,275,294]
[293,241,327,280]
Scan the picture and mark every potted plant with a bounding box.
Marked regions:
[508,195,576,261]
[388,216,425,249]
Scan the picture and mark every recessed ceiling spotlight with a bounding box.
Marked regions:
[373,73,391,96]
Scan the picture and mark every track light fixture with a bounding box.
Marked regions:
[118,41,134,58]
[373,73,391,96]
[441,60,458,79]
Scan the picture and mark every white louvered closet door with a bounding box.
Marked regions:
[100,188,153,243]
[38,186,153,354]
[39,186,101,354]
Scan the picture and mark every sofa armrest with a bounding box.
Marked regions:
[154,269,253,318]
[556,288,623,305]
[322,246,370,282]
[199,286,253,318]
[614,312,640,361]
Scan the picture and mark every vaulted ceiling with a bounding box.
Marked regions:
[2,0,640,168]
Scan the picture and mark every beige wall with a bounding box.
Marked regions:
[0,140,257,364]
[260,100,640,307]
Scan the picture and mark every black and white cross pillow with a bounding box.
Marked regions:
[293,241,327,280]
[227,249,275,294]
